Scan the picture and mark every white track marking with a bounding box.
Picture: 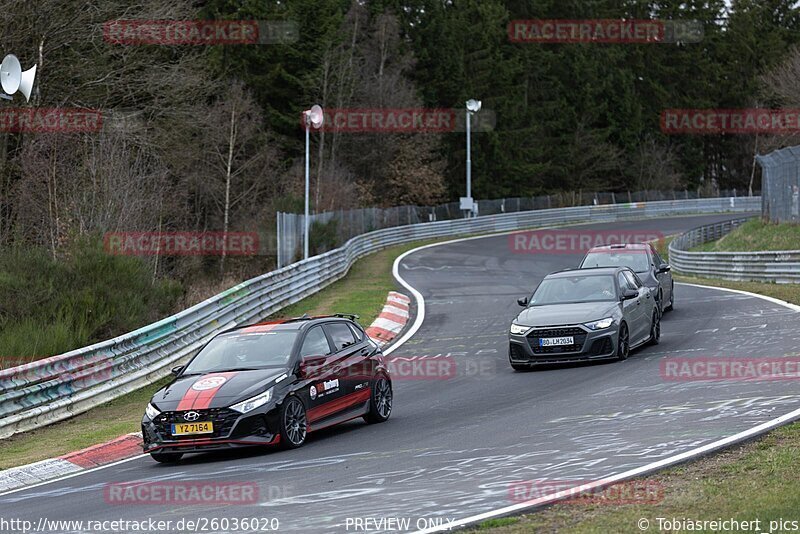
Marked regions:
[0,454,148,497]
[412,406,800,533]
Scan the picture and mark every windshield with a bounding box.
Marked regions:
[581,251,650,273]
[531,275,617,305]
[183,331,298,374]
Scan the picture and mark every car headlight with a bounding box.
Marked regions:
[230,388,273,414]
[584,317,614,330]
[510,323,530,335]
[145,403,160,420]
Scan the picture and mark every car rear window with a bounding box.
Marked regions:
[348,323,365,342]
[325,322,357,351]
[582,250,650,273]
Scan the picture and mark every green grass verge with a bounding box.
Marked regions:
[675,275,800,307]
[0,237,441,470]
[468,422,800,533]
[273,239,437,327]
[691,219,800,252]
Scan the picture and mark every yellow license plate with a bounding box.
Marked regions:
[171,421,213,435]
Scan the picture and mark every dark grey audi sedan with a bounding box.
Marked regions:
[509,267,659,369]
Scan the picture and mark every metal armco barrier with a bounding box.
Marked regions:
[0,197,759,438]
[669,216,800,283]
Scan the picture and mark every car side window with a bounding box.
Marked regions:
[652,248,664,267]
[325,322,357,352]
[617,272,630,293]
[348,323,365,342]
[300,326,332,357]
[623,270,642,289]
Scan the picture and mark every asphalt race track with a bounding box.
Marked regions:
[2,213,799,534]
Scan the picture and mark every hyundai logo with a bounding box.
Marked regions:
[183,411,200,421]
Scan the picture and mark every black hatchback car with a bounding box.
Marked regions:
[579,243,674,313]
[142,315,392,463]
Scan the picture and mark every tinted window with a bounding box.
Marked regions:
[530,275,617,305]
[184,331,298,373]
[623,270,642,289]
[652,248,664,267]
[325,322,357,351]
[348,323,365,342]
[582,249,650,273]
[617,272,631,292]
[300,326,332,357]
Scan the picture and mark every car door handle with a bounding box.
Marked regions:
[360,348,369,356]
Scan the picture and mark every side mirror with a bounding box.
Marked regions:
[299,355,327,379]
[517,296,529,307]
[171,365,184,376]
[657,263,671,274]
[620,288,639,301]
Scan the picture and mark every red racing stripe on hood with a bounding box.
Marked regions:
[176,372,239,411]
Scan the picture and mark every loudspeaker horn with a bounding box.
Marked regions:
[18,64,36,102]
[305,104,324,129]
[0,55,22,95]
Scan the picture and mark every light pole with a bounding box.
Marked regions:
[465,99,481,217]
[302,105,323,260]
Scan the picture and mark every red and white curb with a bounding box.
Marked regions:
[0,432,143,493]
[366,291,411,347]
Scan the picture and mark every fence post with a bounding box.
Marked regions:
[276,212,282,268]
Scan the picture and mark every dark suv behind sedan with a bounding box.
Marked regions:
[579,243,673,313]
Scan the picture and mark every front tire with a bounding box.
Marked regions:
[279,396,308,449]
[364,375,392,424]
[664,284,674,311]
[150,452,183,463]
[616,322,630,361]
[648,310,661,345]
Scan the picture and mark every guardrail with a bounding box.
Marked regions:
[669,216,800,283]
[0,196,759,438]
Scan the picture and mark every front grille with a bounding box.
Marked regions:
[527,327,586,354]
[153,408,241,440]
